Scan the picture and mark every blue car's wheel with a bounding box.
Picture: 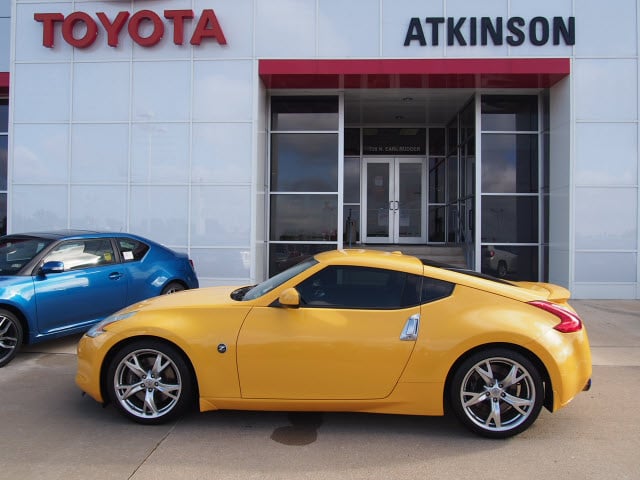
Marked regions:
[107,340,194,424]
[0,310,23,368]
[161,282,185,295]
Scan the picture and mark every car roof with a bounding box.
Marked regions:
[314,249,425,272]
[2,230,139,241]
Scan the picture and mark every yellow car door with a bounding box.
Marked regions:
[237,265,422,400]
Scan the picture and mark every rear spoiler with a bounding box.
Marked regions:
[513,282,571,303]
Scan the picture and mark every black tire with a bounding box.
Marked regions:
[161,282,185,295]
[106,340,194,424]
[450,348,544,439]
[0,310,23,368]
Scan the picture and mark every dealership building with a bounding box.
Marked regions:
[2,0,639,299]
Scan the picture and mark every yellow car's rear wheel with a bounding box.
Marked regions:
[451,348,544,438]
[107,340,194,424]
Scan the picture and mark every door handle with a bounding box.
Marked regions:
[109,272,123,280]
[400,313,420,341]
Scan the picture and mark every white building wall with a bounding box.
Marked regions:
[7,0,640,297]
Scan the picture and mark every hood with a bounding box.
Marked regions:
[128,285,242,312]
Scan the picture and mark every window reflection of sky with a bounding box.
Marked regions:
[270,195,338,241]
[481,134,537,193]
[271,134,338,192]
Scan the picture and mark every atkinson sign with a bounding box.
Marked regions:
[34,9,227,48]
[404,17,575,47]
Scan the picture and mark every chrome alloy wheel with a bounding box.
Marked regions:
[0,312,22,367]
[459,356,538,434]
[113,348,183,420]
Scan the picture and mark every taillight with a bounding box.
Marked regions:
[528,300,583,333]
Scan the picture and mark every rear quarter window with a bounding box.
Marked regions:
[117,238,150,262]
[421,277,455,303]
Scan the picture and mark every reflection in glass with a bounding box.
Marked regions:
[481,245,538,281]
[366,163,390,238]
[447,155,458,203]
[399,163,422,238]
[481,196,538,243]
[0,136,7,190]
[0,193,5,235]
[344,206,360,245]
[481,95,538,132]
[271,96,338,131]
[362,128,426,155]
[429,158,446,204]
[429,206,445,242]
[271,133,338,192]
[345,128,360,155]
[481,134,538,193]
[0,99,7,133]
[270,194,338,241]
[429,128,445,156]
[269,243,335,277]
[344,157,360,203]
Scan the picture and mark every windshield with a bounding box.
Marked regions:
[242,258,318,301]
[0,236,52,275]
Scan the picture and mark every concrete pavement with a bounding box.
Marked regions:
[1,300,639,480]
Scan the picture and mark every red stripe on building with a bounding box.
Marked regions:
[259,58,570,89]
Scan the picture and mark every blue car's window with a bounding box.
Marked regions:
[117,238,149,262]
[44,239,116,271]
[0,237,52,275]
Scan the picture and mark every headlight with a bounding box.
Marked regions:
[86,311,138,338]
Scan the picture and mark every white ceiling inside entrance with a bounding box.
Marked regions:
[345,90,474,126]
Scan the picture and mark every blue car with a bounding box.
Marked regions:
[0,230,199,367]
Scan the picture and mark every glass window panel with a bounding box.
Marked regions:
[429,158,446,204]
[270,194,338,241]
[481,95,538,132]
[429,128,445,156]
[481,245,539,281]
[271,96,338,131]
[447,204,458,243]
[481,196,538,243]
[447,123,458,154]
[362,128,426,155]
[269,243,335,277]
[0,136,6,190]
[271,133,338,192]
[429,206,446,242]
[0,193,5,235]
[460,102,475,142]
[345,128,360,155]
[481,134,538,193]
[344,205,360,245]
[344,157,361,203]
[0,99,7,132]
[447,156,458,203]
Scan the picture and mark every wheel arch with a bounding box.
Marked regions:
[0,303,30,345]
[99,335,200,407]
[442,342,554,413]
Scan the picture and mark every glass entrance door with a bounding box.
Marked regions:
[362,158,426,244]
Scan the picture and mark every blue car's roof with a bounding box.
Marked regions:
[5,230,140,240]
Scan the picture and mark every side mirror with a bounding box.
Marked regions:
[278,288,300,308]
[40,261,64,275]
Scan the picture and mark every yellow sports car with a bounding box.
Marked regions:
[76,249,592,438]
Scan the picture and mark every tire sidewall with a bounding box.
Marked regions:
[0,310,23,368]
[450,348,544,439]
[106,340,193,424]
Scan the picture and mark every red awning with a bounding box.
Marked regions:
[0,72,8,95]
[259,58,570,89]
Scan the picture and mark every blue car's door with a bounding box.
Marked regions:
[33,238,128,335]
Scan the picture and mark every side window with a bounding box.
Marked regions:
[117,238,149,262]
[296,266,421,309]
[421,277,455,303]
[44,238,116,271]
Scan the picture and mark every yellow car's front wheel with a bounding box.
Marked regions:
[107,340,194,424]
[450,348,544,438]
